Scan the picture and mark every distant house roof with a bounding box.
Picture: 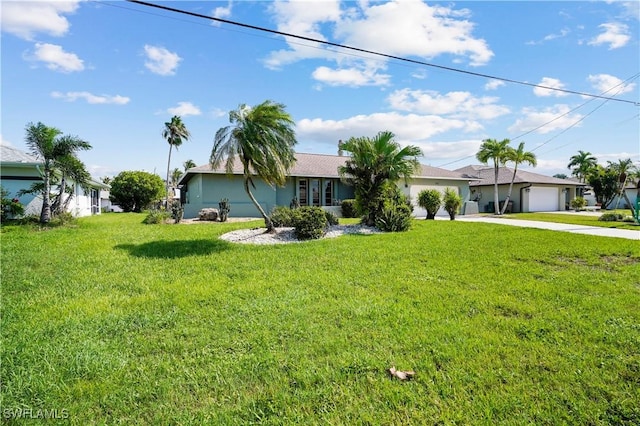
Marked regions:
[180,152,470,184]
[0,144,40,164]
[455,165,584,186]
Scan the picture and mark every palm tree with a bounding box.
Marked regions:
[183,159,196,171]
[171,167,183,188]
[210,100,297,232]
[568,150,597,183]
[51,153,91,215]
[609,158,637,214]
[163,115,191,206]
[338,131,422,226]
[476,138,511,215]
[500,142,537,214]
[24,122,91,223]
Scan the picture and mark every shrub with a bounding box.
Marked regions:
[417,189,442,219]
[375,201,412,232]
[143,209,170,224]
[170,200,184,224]
[570,197,587,211]
[109,171,165,213]
[598,212,624,222]
[49,212,77,227]
[443,187,462,220]
[325,210,339,226]
[270,206,297,227]
[218,198,230,222]
[622,216,636,223]
[341,199,358,218]
[293,206,327,240]
[1,187,24,222]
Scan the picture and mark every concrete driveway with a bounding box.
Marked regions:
[455,215,639,241]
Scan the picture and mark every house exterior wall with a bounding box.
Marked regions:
[1,163,42,215]
[403,178,471,217]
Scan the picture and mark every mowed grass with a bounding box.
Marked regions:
[504,211,640,230]
[2,213,639,425]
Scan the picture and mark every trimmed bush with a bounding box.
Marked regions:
[143,209,170,224]
[341,199,358,218]
[570,197,587,211]
[443,187,462,220]
[598,212,624,222]
[270,206,297,227]
[375,202,412,232]
[293,206,327,240]
[325,210,339,226]
[418,189,442,220]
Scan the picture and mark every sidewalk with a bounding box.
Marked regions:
[455,215,639,240]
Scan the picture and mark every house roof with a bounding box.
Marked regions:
[455,165,584,186]
[180,152,471,184]
[0,144,40,164]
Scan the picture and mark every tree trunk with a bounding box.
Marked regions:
[244,177,273,232]
[52,173,67,215]
[500,166,518,215]
[426,212,435,220]
[493,162,500,215]
[165,144,173,209]
[40,162,52,223]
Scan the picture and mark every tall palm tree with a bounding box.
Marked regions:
[476,138,511,215]
[568,150,597,183]
[338,131,422,226]
[171,167,183,188]
[210,100,297,232]
[51,153,91,215]
[163,115,190,206]
[183,159,196,171]
[609,158,637,214]
[500,142,537,214]
[24,122,91,223]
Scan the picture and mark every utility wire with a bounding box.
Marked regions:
[126,0,639,106]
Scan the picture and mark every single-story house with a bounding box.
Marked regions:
[455,165,584,213]
[178,152,474,218]
[1,144,108,217]
[609,181,640,210]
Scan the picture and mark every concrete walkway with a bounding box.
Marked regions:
[455,215,640,240]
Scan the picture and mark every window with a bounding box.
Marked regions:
[324,180,334,206]
[299,179,307,205]
[310,179,320,206]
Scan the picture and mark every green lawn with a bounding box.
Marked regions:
[503,211,640,230]
[2,214,639,425]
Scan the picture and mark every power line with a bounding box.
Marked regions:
[126,0,639,106]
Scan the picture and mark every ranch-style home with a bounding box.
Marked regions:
[455,165,584,213]
[178,152,474,219]
[0,144,108,217]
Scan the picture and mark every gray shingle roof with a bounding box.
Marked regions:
[455,165,584,186]
[183,152,470,182]
[0,145,39,163]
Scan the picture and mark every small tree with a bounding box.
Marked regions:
[443,187,462,220]
[587,165,618,209]
[417,189,441,219]
[109,171,165,212]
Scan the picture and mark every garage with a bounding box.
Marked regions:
[527,186,559,212]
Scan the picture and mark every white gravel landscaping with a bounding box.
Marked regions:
[219,224,382,244]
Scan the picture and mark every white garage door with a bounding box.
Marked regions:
[528,187,559,212]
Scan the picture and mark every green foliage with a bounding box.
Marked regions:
[338,131,421,226]
[170,200,184,224]
[341,199,358,218]
[599,212,624,222]
[374,184,413,232]
[588,166,619,208]
[293,206,327,240]
[270,206,297,227]
[218,198,230,222]
[48,211,76,226]
[143,209,170,224]
[324,210,339,226]
[1,187,24,221]
[418,189,442,219]
[570,197,587,210]
[443,187,463,220]
[109,171,165,213]
[289,197,300,209]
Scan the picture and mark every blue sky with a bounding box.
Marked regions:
[2,0,638,180]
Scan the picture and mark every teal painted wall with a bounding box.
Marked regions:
[276,177,295,208]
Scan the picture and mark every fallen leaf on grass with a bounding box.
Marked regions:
[387,366,416,381]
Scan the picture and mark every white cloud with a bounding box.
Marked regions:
[387,89,510,120]
[533,77,568,97]
[526,28,570,45]
[51,91,130,105]
[264,1,493,87]
[26,43,84,73]
[587,74,635,96]
[212,1,232,22]
[484,80,505,91]
[413,139,483,161]
[312,65,390,87]
[508,105,584,134]
[1,1,81,40]
[144,45,181,76]
[210,108,227,119]
[167,102,201,117]
[588,22,630,49]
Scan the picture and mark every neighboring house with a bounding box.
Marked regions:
[178,152,473,218]
[0,144,108,217]
[609,181,640,210]
[455,165,584,213]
